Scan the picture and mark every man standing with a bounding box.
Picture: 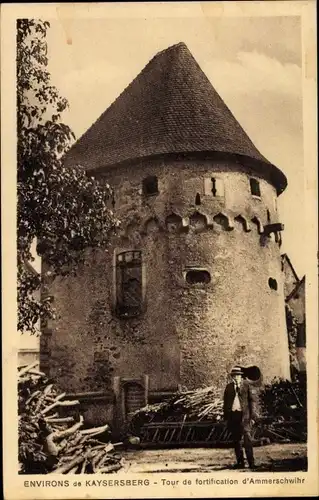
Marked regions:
[223,365,258,469]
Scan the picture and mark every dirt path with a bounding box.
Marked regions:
[121,443,307,473]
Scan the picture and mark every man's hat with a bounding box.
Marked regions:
[230,365,244,376]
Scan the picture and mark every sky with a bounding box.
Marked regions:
[45,14,305,277]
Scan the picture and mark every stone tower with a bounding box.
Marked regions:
[41,43,290,422]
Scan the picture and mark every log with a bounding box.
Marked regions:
[25,390,41,406]
[92,450,106,470]
[50,454,87,474]
[84,429,108,438]
[80,458,87,474]
[113,442,124,449]
[52,416,84,440]
[45,434,59,457]
[44,396,56,403]
[85,439,106,446]
[45,412,59,420]
[103,443,114,454]
[52,392,67,403]
[66,443,106,456]
[64,437,83,453]
[95,445,114,469]
[58,438,68,450]
[87,444,108,451]
[66,466,79,474]
[27,369,47,377]
[53,399,80,407]
[41,398,79,415]
[97,463,122,474]
[18,361,39,377]
[45,417,75,424]
[35,393,47,413]
[65,448,85,460]
[80,424,109,436]
[43,384,54,397]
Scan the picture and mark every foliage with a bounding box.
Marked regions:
[17,19,118,333]
[259,377,306,420]
[285,304,299,372]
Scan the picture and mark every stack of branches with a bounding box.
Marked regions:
[257,378,307,443]
[129,379,307,445]
[260,378,306,420]
[129,386,223,435]
[18,362,123,474]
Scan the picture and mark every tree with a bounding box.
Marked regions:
[17,19,119,334]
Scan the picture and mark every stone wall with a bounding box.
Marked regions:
[42,155,290,399]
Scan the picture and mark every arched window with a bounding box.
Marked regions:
[115,251,143,317]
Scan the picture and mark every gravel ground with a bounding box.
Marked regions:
[121,443,307,473]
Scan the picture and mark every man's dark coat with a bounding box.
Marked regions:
[223,379,258,428]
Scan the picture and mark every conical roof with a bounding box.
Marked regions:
[64,42,287,193]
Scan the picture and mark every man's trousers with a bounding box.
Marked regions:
[227,411,255,467]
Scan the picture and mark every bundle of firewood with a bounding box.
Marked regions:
[129,379,307,445]
[173,386,224,421]
[18,362,123,474]
[129,386,224,435]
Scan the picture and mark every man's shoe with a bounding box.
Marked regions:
[232,462,245,469]
[249,463,258,471]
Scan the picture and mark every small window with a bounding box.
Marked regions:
[267,209,271,222]
[142,176,158,196]
[185,269,211,284]
[204,177,224,197]
[268,278,278,291]
[250,178,261,197]
[116,251,143,317]
[211,177,217,196]
[195,193,201,205]
[111,191,116,209]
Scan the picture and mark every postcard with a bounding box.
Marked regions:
[1,1,318,498]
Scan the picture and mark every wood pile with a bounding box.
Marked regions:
[129,379,307,445]
[258,378,307,443]
[18,362,123,474]
[129,386,223,435]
